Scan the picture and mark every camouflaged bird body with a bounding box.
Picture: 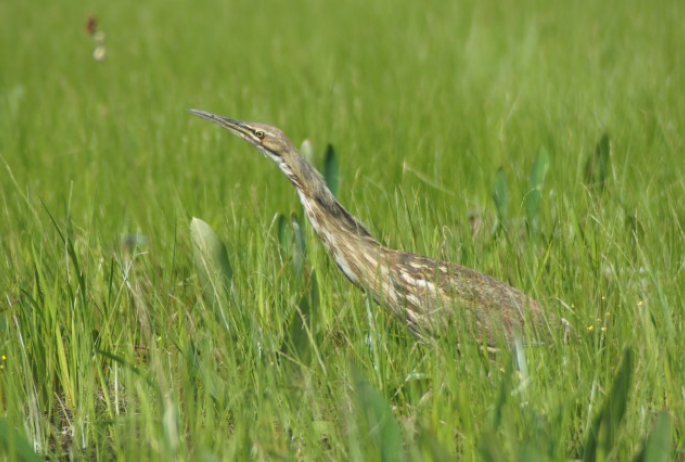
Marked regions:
[191,109,560,348]
[381,250,552,345]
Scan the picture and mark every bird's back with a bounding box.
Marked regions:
[382,249,551,345]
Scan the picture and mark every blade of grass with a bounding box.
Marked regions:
[0,418,42,462]
[526,147,549,236]
[352,366,407,462]
[633,412,672,462]
[324,143,340,197]
[583,348,633,462]
[493,167,509,227]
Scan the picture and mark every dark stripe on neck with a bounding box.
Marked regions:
[313,195,373,238]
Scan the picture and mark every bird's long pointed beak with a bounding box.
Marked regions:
[189,109,251,139]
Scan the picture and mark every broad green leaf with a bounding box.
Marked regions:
[584,132,611,192]
[633,412,671,462]
[517,443,547,462]
[493,167,509,224]
[415,424,453,462]
[291,212,306,277]
[324,143,340,197]
[307,268,319,316]
[55,324,74,408]
[184,341,224,402]
[353,367,407,462]
[301,138,315,162]
[583,348,633,462]
[596,133,611,189]
[0,418,42,462]
[190,218,233,326]
[276,213,291,255]
[478,362,515,461]
[493,360,513,430]
[478,430,507,462]
[526,148,549,235]
[283,271,319,361]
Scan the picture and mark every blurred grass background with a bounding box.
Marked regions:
[0,0,683,459]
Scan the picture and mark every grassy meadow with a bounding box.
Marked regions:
[1,0,684,459]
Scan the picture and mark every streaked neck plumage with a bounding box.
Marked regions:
[282,151,384,287]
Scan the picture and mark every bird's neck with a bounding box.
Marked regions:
[287,155,384,287]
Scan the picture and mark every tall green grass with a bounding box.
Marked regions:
[1,0,683,459]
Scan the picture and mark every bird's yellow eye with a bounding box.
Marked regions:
[254,130,265,139]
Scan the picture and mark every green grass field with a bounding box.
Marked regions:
[1,0,683,459]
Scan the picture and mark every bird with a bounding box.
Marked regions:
[190,109,560,347]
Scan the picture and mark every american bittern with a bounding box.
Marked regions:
[190,109,558,346]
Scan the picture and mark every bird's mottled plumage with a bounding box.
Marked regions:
[190,109,558,346]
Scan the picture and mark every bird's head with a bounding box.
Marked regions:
[189,109,296,168]
[190,108,333,197]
